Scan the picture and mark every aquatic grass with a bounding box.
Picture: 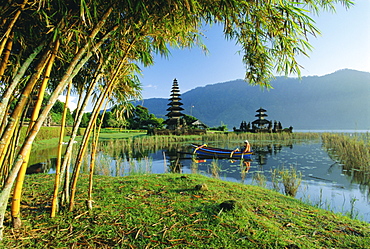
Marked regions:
[123,157,153,176]
[270,168,280,192]
[252,171,267,188]
[199,132,321,153]
[323,133,370,168]
[279,166,302,197]
[93,153,112,176]
[348,197,359,220]
[202,132,320,144]
[210,159,220,179]
[114,157,123,177]
[98,132,321,155]
[190,157,199,174]
[322,133,370,186]
[29,132,320,174]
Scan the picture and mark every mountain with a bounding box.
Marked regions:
[136,69,370,130]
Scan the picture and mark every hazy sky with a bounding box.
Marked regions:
[139,1,370,99]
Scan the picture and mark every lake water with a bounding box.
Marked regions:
[34,138,370,223]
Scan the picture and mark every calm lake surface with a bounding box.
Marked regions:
[35,138,370,223]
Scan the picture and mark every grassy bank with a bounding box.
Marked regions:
[4,174,369,248]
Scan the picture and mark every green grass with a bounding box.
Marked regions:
[98,131,147,140]
[4,173,369,248]
[29,130,147,150]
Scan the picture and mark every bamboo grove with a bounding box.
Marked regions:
[0,0,351,240]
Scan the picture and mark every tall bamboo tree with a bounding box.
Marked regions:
[58,56,106,208]
[0,3,116,238]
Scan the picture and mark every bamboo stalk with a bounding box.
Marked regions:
[0,48,51,168]
[11,38,60,228]
[0,42,46,130]
[59,56,105,208]
[0,32,13,82]
[86,99,109,210]
[51,80,71,217]
[68,37,135,210]
[86,122,97,210]
[68,84,112,211]
[0,0,27,57]
[0,0,31,121]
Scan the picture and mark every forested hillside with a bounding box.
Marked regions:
[137,69,370,130]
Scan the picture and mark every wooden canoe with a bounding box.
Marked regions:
[191,144,252,159]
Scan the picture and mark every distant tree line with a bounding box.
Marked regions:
[47,103,205,130]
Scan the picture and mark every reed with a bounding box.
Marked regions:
[348,197,359,220]
[322,133,370,170]
[278,166,302,197]
[270,168,280,192]
[200,132,320,150]
[210,159,220,178]
[124,157,153,176]
[94,133,320,165]
[190,157,198,174]
[252,171,267,188]
[202,132,320,143]
[114,157,123,177]
[93,153,112,176]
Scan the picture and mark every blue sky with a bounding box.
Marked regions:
[139,1,370,99]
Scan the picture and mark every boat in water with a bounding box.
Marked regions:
[191,144,253,159]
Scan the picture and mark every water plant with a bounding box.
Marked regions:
[322,133,370,171]
[349,197,359,220]
[322,133,370,188]
[278,166,302,197]
[252,171,267,188]
[210,159,220,179]
[202,132,320,144]
[270,168,280,192]
[190,157,199,174]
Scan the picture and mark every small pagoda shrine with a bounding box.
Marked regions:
[164,79,185,130]
[233,107,292,133]
[252,107,270,131]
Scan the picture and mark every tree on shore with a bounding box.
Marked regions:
[125,105,164,130]
[0,0,352,240]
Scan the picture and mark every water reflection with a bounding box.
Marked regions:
[27,158,57,174]
[167,150,184,173]
[252,143,287,165]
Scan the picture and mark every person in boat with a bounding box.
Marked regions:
[234,140,251,153]
[242,140,251,153]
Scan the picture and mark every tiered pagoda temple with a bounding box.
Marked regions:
[152,79,206,135]
[252,107,270,130]
[164,79,185,130]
